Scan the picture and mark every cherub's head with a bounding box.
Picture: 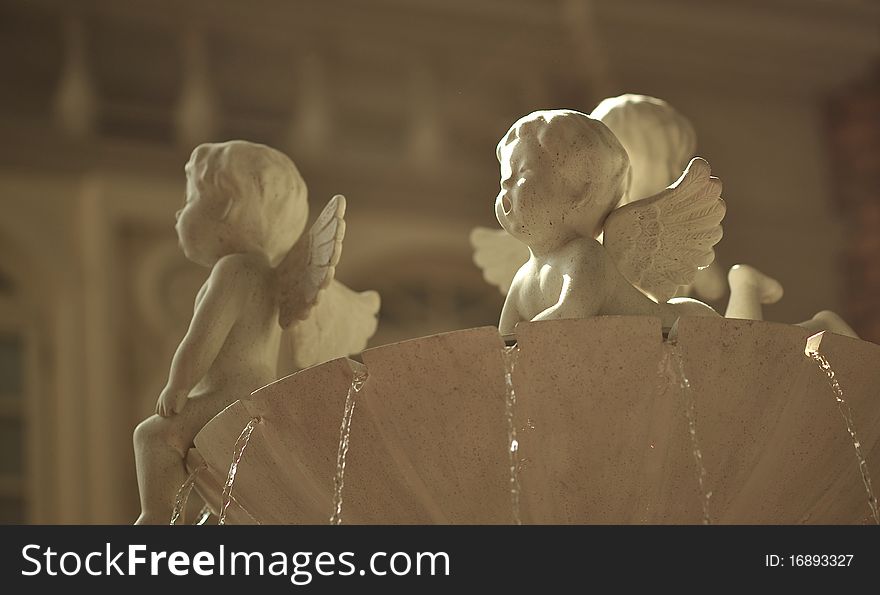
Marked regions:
[176,140,308,267]
[495,109,630,247]
[590,94,696,205]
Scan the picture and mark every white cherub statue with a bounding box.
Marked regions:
[493,108,724,335]
[472,94,724,300]
[476,95,857,338]
[133,140,380,524]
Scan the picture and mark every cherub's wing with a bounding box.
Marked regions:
[602,157,725,303]
[278,280,380,374]
[469,227,530,294]
[277,194,346,328]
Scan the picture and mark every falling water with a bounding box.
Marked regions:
[663,343,712,525]
[502,345,522,526]
[169,463,206,525]
[218,416,260,526]
[806,350,879,525]
[330,370,369,525]
[194,505,212,525]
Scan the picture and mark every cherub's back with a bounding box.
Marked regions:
[507,238,716,331]
[590,240,718,324]
[191,254,282,400]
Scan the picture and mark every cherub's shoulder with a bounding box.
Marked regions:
[210,253,272,283]
[508,255,537,291]
[555,237,605,260]
[548,238,611,274]
[562,237,602,251]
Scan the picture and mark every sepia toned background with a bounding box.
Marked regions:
[0,0,878,523]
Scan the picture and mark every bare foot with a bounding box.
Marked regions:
[727,264,784,304]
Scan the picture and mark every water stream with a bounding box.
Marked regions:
[194,504,212,525]
[663,343,712,525]
[330,370,369,525]
[169,463,206,525]
[218,416,261,525]
[806,349,879,524]
[502,345,522,526]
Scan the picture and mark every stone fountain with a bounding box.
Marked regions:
[183,316,880,525]
[138,96,879,526]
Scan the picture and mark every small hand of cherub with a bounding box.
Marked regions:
[155,385,189,417]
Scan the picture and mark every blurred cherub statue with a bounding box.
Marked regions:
[134,141,380,524]
[493,108,724,335]
[477,95,857,338]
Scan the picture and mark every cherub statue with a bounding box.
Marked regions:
[493,108,724,335]
[473,94,725,299]
[133,140,380,525]
[477,96,858,338]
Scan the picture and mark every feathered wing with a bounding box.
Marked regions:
[275,194,380,374]
[602,157,726,303]
[279,280,380,373]
[469,226,530,294]
[277,194,346,328]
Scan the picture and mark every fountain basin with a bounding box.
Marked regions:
[185,316,880,524]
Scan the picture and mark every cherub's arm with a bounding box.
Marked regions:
[531,250,608,323]
[193,279,209,308]
[156,254,256,416]
[499,286,522,336]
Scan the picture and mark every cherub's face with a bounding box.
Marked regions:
[495,132,561,246]
[496,127,605,249]
[495,111,630,250]
[175,153,235,267]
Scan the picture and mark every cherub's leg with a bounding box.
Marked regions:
[796,310,860,339]
[724,264,784,320]
[133,414,191,525]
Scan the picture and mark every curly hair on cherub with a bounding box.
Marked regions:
[498,109,631,238]
[186,141,309,265]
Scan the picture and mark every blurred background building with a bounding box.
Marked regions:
[0,0,878,523]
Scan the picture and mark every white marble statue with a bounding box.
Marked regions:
[472,94,725,300]
[491,108,725,335]
[133,140,380,525]
[476,95,857,338]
